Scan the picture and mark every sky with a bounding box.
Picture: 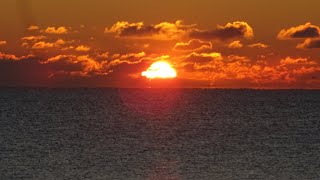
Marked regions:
[0,0,320,88]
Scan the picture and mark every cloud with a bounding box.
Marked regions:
[296,38,320,49]
[21,36,47,48]
[225,55,251,63]
[43,55,75,64]
[190,21,254,40]
[0,52,162,87]
[184,52,222,64]
[280,57,316,66]
[173,39,212,51]
[61,46,75,51]
[277,22,320,39]
[0,53,108,87]
[71,55,101,72]
[228,41,243,49]
[106,20,254,41]
[21,35,46,41]
[1,18,320,88]
[181,55,255,82]
[106,54,164,80]
[274,57,320,84]
[32,39,65,49]
[96,52,109,60]
[108,58,144,67]
[105,20,195,40]
[248,43,269,48]
[107,52,146,67]
[0,41,7,46]
[118,52,146,60]
[0,52,20,60]
[42,54,102,76]
[27,25,40,31]
[0,52,34,61]
[180,54,320,88]
[1,48,320,88]
[41,52,147,78]
[75,45,91,52]
[44,27,69,34]
[32,41,54,49]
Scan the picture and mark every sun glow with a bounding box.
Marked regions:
[142,61,177,79]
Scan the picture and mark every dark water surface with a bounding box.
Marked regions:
[0,88,320,179]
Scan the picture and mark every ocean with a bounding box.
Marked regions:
[0,88,319,179]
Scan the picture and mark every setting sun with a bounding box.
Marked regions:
[141,61,177,79]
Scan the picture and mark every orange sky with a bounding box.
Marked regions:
[0,0,320,88]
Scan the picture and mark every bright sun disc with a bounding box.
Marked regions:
[142,61,177,79]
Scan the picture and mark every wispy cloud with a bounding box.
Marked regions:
[173,39,212,51]
[228,41,243,49]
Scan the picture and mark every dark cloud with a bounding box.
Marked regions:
[190,21,254,40]
[277,22,320,39]
[0,56,50,86]
[105,21,194,40]
[297,38,320,49]
[0,52,34,61]
[0,52,148,87]
[41,55,89,73]
[106,21,253,41]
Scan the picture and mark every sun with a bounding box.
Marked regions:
[142,61,177,79]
